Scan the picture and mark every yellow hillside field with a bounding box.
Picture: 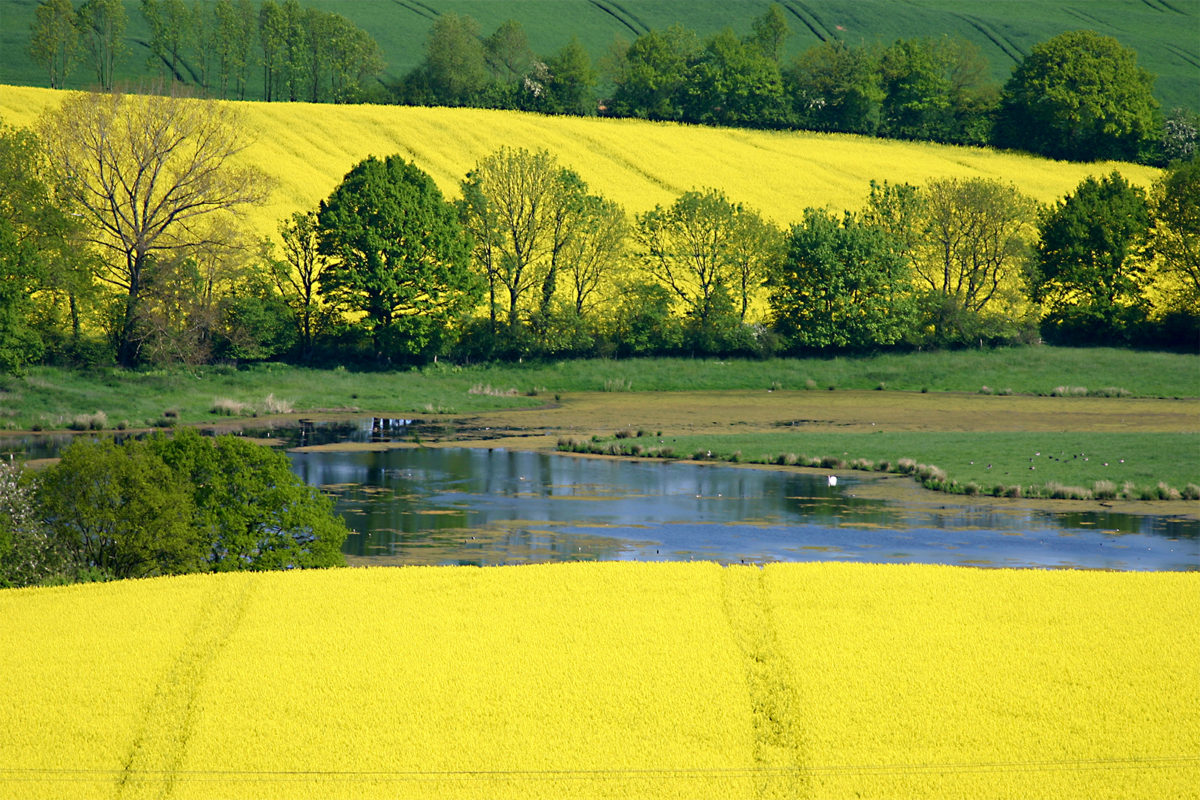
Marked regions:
[0,84,1160,237]
[0,562,1195,799]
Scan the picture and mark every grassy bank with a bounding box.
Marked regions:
[1,348,1196,433]
[1,563,1196,799]
[561,431,1200,501]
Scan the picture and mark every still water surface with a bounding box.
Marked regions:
[289,445,1199,571]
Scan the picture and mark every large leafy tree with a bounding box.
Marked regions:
[1031,172,1152,343]
[460,147,622,335]
[608,25,698,121]
[770,208,915,351]
[0,119,90,373]
[785,39,882,136]
[36,437,202,580]
[40,89,268,366]
[149,428,347,570]
[318,155,478,361]
[994,31,1157,162]
[681,28,785,128]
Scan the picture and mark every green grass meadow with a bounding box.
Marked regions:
[0,348,1197,433]
[0,0,1196,111]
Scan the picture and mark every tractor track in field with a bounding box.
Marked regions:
[1165,43,1200,70]
[587,0,646,37]
[722,567,809,799]
[114,576,256,800]
[389,0,436,22]
[954,13,1025,63]
[780,1,835,42]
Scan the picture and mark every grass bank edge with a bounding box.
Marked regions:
[3,348,1198,433]
[559,431,1200,502]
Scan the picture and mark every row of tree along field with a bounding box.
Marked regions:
[1,90,1196,372]
[23,0,1198,166]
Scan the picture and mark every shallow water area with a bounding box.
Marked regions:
[289,444,1200,571]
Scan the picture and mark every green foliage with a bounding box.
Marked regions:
[1150,157,1200,314]
[785,39,882,135]
[770,207,915,351]
[608,280,683,357]
[28,0,78,89]
[681,27,785,128]
[911,177,1039,345]
[635,187,781,333]
[317,154,479,362]
[30,429,347,582]
[995,30,1158,162]
[608,25,698,120]
[1033,172,1152,343]
[0,458,64,588]
[148,428,347,570]
[75,0,126,90]
[36,436,201,580]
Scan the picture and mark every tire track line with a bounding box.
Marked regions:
[113,576,257,800]
[722,566,809,799]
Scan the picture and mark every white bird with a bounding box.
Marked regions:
[828,475,837,486]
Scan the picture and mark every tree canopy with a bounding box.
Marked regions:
[995,30,1158,162]
[318,155,479,361]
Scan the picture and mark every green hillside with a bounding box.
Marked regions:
[0,0,1197,111]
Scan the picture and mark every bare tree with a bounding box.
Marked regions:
[270,210,331,360]
[40,88,269,365]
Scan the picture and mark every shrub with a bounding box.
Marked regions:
[1092,480,1118,500]
[1184,484,1200,501]
[211,398,250,416]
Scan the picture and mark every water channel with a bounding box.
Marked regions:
[281,421,1199,571]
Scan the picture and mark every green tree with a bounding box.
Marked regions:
[149,428,347,570]
[0,119,91,373]
[422,12,489,105]
[682,28,785,128]
[141,0,193,81]
[1032,172,1152,342]
[460,147,608,331]
[786,39,882,135]
[29,0,79,89]
[913,177,1038,344]
[259,0,286,101]
[537,36,596,115]
[484,19,535,86]
[270,210,333,359]
[635,188,777,331]
[608,25,698,120]
[748,3,790,62]
[76,0,126,90]
[1149,157,1200,313]
[36,437,202,580]
[317,155,479,361]
[769,207,915,351]
[995,31,1157,162]
[40,89,269,366]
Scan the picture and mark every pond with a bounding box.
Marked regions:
[289,444,1200,571]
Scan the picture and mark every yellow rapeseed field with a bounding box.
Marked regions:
[0,84,1161,237]
[1,562,1196,799]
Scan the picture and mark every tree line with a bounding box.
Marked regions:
[28,2,1198,165]
[29,0,384,102]
[1,89,1196,377]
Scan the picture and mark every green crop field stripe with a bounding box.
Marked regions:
[953,14,1025,62]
